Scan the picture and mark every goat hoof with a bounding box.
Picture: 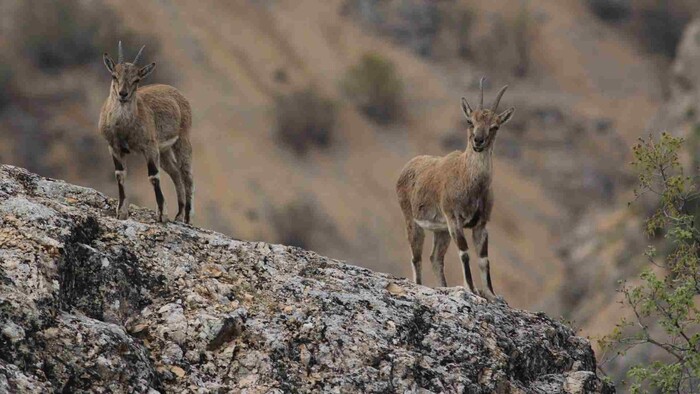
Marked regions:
[157,215,169,223]
[116,210,129,220]
[174,213,185,222]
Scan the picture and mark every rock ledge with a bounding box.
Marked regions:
[0,165,613,393]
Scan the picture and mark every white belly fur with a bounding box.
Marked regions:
[414,219,449,231]
[159,136,179,150]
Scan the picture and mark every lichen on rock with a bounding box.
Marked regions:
[0,165,613,393]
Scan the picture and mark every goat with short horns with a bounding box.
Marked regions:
[396,78,515,300]
[99,42,194,223]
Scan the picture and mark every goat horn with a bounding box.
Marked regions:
[133,45,146,65]
[479,77,485,109]
[491,85,508,113]
[118,41,124,64]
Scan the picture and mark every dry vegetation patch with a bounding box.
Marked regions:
[273,87,337,156]
[342,53,404,125]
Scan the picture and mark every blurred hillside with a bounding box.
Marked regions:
[0,0,698,386]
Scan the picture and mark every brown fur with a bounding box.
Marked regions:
[100,47,194,223]
[396,84,514,300]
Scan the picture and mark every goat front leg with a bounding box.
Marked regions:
[111,148,129,220]
[407,222,425,285]
[472,224,496,301]
[430,231,450,287]
[145,148,167,223]
[447,216,476,294]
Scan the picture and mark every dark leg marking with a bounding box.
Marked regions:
[478,233,488,258]
[112,155,126,211]
[148,160,165,216]
[460,252,475,292]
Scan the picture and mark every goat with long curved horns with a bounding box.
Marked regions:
[100,42,194,223]
[396,77,515,300]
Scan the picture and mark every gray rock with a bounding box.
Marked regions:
[0,165,613,393]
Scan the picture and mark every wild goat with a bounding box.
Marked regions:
[396,78,514,300]
[99,42,193,223]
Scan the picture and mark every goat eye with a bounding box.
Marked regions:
[490,125,499,131]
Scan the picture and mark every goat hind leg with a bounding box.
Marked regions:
[161,150,186,222]
[145,149,167,223]
[175,139,194,224]
[430,231,450,287]
[407,223,425,285]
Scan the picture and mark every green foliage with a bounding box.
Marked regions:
[273,87,337,156]
[342,53,403,125]
[600,132,700,392]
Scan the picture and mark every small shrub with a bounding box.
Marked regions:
[433,3,476,59]
[472,4,537,78]
[273,87,337,155]
[632,1,691,58]
[587,0,696,58]
[342,53,403,125]
[455,7,476,59]
[0,61,14,109]
[600,133,700,392]
[14,0,138,71]
[586,0,632,22]
[512,4,533,77]
[270,197,321,250]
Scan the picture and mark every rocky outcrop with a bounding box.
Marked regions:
[0,165,612,393]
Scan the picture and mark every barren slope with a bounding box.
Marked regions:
[0,0,664,323]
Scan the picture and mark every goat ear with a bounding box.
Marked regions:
[103,53,115,73]
[497,107,515,125]
[138,62,156,79]
[461,97,473,119]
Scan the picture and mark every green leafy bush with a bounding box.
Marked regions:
[600,133,700,392]
[273,87,337,156]
[342,53,403,125]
